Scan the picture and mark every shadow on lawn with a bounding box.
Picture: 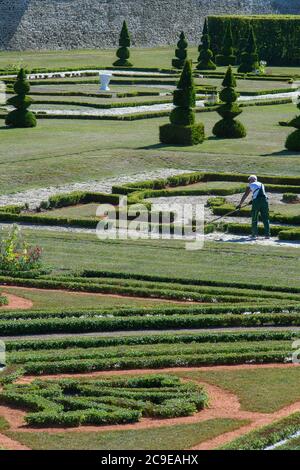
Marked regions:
[261,150,300,157]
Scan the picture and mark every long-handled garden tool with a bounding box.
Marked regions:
[207,202,251,225]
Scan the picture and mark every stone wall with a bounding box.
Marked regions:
[0,0,299,50]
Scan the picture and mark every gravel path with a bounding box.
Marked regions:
[0,222,298,248]
[0,168,187,209]
[2,69,176,80]
[3,91,297,118]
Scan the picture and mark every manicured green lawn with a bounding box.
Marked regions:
[177,367,300,413]
[168,181,244,192]
[6,418,247,450]
[1,47,300,75]
[199,77,292,92]
[1,286,184,310]
[41,203,100,219]
[0,103,299,195]
[12,229,300,289]
[0,47,198,71]
[271,203,300,217]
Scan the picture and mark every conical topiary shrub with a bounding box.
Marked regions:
[6,68,36,128]
[238,26,260,74]
[216,22,236,66]
[213,66,246,139]
[285,101,300,151]
[236,27,249,64]
[172,32,188,69]
[160,60,205,146]
[113,21,132,67]
[197,19,216,71]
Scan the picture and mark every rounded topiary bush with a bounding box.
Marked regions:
[285,130,300,151]
[213,66,246,139]
[285,98,300,151]
[213,119,247,139]
[6,68,37,128]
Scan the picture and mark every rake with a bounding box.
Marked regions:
[207,202,251,225]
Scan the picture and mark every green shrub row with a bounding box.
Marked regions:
[212,204,300,224]
[47,191,120,209]
[8,340,291,367]
[26,90,161,98]
[209,15,300,66]
[0,275,266,304]
[52,274,300,301]
[81,269,300,294]
[22,350,290,375]
[220,412,300,450]
[225,223,296,238]
[2,301,297,321]
[25,409,141,427]
[112,171,300,193]
[32,98,172,110]
[278,229,300,241]
[239,88,294,96]
[1,312,300,336]
[5,330,298,352]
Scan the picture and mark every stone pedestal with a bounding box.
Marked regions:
[99,73,113,91]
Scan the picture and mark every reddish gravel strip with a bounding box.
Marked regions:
[0,431,29,451]
[18,363,300,384]
[0,364,295,446]
[1,285,201,305]
[0,294,33,310]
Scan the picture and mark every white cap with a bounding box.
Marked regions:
[248,175,257,182]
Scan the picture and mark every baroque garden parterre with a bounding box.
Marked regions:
[0,13,300,453]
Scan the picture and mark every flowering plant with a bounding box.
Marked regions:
[0,225,42,273]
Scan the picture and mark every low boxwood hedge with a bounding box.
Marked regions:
[1,312,300,336]
[220,412,300,450]
[0,375,207,427]
[5,330,298,352]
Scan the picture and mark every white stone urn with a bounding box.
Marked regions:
[99,72,113,91]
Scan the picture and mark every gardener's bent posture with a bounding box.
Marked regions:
[237,175,270,240]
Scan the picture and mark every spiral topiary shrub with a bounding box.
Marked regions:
[216,22,236,67]
[197,19,216,71]
[6,69,36,128]
[213,66,246,139]
[160,60,205,146]
[238,26,260,74]
[113,21,132,67]
[172,32,188,69]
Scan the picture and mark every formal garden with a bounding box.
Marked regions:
[0,14,299,451]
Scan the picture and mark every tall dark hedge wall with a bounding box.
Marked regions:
[208,15,300,66]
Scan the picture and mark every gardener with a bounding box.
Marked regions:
[237,175,270,240]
